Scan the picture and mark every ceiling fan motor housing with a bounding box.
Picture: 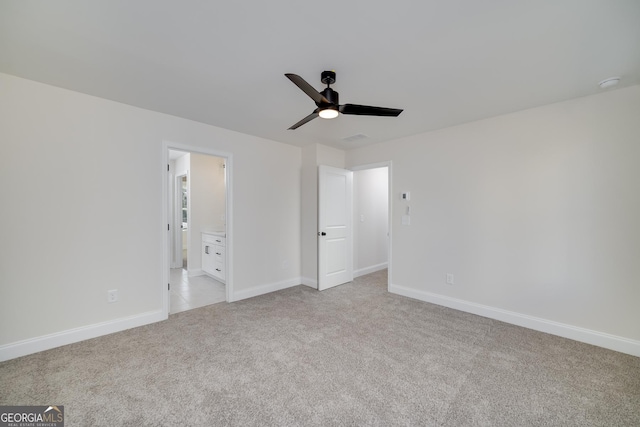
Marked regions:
[320,87,338,106]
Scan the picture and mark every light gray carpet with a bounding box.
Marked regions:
[1,270,639,426]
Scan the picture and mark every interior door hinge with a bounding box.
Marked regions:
[167,164,170,171]
[167,224,170,231]
[168,283,170,290]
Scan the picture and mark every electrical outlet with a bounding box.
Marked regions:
[107,289,118,303]
[446,274,454,285]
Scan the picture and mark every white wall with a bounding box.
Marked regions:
[300,145,318,286]
[0,73,301,359]
[347,85,640,355]
[353,167,388,276]
[188,153,225,273]
[175,153,190,176]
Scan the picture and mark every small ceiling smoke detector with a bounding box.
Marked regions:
[598,77,620,89]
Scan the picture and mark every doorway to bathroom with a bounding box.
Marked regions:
[164,144,233,316]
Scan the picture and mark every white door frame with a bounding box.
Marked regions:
[161,140,234,317]
[349,161,393,292]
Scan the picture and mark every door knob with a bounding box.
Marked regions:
[318,232,326,236]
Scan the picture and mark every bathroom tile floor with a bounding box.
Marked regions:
[170,268,226,314]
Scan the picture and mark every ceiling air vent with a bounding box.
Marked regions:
[342,133,368,143]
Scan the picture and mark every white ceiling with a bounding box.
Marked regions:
[1,1,639,150]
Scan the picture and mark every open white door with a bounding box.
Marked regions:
[318,165,353,291]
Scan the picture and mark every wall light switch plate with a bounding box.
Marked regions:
[446,274,454,285]
[402,215,410,226]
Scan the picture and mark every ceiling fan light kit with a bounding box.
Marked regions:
[285,71,403,129]
[319,107,339,119]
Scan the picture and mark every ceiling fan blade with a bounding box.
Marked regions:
[288,110,319,130]
[285,73,330,105]
[339,104,403,117]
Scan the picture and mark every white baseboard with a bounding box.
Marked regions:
[0,310,166,362]
[232,277,303,301]
[354,262,388,278]
[390,284,640,357]
[301,276,317,288]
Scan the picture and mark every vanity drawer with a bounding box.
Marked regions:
[214,246,225,262]
[201,233,226,283]
[202,233,223,245]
